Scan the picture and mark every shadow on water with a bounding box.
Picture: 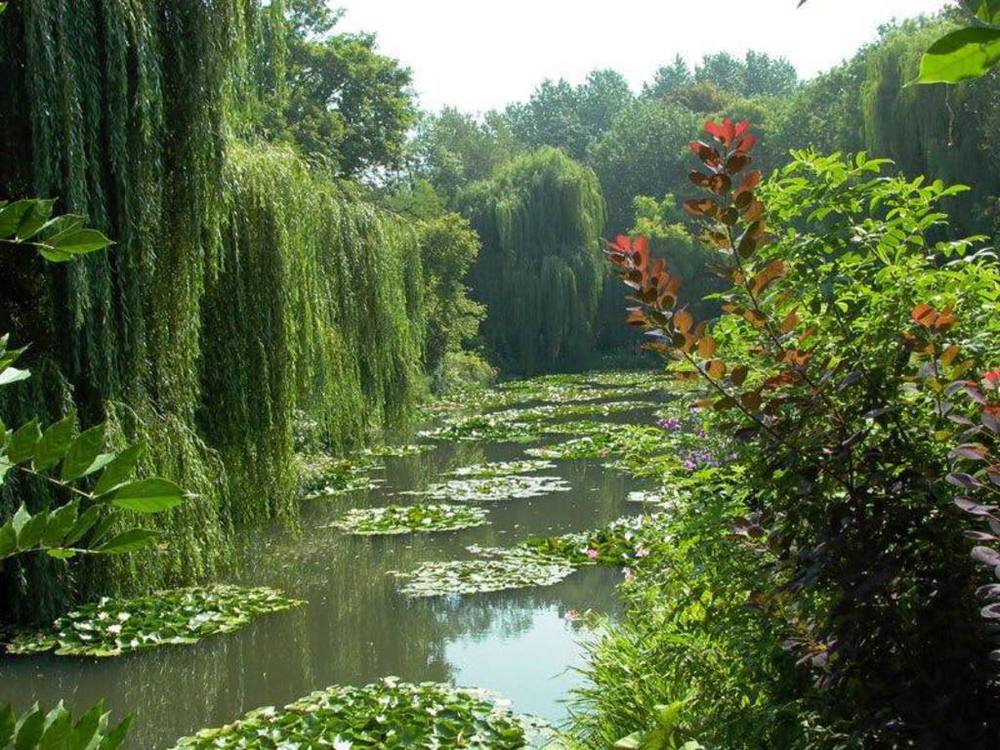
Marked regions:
[0,403,657,748]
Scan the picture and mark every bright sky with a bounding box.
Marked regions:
[336,0,951,113]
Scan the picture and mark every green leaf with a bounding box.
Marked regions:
[38,228,114,263]
[613,732,642,749]
[41,501,80,547]
[15,508,48,552]
[60,423,107,481]
[0,521,16,558]
[38,703,72,749]
[962,0,1000,25]
[93,444,143,496]
[101,715,133,750]
[109,478,185,513]
[916,26,1000,84]
[9,200,55,241]
[0,200,49,239]
[95,528,159,554]
[0,704,14,746]
[34,413,76,471]
[69,701,105,749]
[62,504,102,546]
[13,704,44,750]
[0,366,30,386]
[6,419,42,464]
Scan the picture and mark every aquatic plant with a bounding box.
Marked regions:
[169,678,529,749]
[450,460,556,478]
[406,475,571,503]
[361,444,435,458]
[394,549,575,598]
[329,504,489,536]
[519,515,667,568]
[6,584,303,657]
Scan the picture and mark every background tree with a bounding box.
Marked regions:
[460,148,606,374]
[262,0,417,176]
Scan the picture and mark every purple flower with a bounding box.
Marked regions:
[634,546,650,559]
[585,548,599,560]
[657,417,682,432]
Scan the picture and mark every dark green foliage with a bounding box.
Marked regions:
[772,19,1000,239]
[503,71,635,161]
[412,211,485,376]
[408,108,519,206]
[254,0,417,175]
[0,1,428,622]
[461,148,606,374]
[0,701,131,750]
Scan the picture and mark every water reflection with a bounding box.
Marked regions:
[0,412,650,748]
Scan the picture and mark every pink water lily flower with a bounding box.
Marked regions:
[563,609,580,622]
[634,546,650,559]
[586,548,600,560]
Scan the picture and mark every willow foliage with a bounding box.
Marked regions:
[0,1,425,621]
[461,148,605,374]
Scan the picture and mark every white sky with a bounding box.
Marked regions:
[336,0,951,113]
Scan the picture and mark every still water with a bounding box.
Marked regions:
[0,402,654,747]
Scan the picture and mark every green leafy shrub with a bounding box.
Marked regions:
[607,118,1000,743]
[0,702,131,750]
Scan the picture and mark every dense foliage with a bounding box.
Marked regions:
[0,2,430,622]
[600,118,1000,746]
[461,148,606,373]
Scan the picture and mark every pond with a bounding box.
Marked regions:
[0,375,663,748]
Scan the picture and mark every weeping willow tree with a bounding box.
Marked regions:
[461,148,605,374]
[859,20,1000,239]
[0,1,426,622]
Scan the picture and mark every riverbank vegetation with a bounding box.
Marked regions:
[3,0,1000,747]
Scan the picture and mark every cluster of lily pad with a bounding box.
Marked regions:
[298,453,384,499]
[405,474,571,503]
[362,443,435,458]
[6,584,303,657]
[450,459,556,478]
[518,515,668,568]
[418,413,540,443]
[394,547,575,598]
[169,678,530,749]
[329,504,489,536]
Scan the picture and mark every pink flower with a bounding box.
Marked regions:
[563,609,580,622]
[984,371,1000,389]
[623,567,635,581]
[634,546,650,559]
[585,548,599,560]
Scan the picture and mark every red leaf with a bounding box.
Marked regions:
[683,198,720,220]
[739,171,762,192]
[735,134,758,154]
[689,140,722,167]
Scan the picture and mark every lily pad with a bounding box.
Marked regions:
[519,515,668,568]
[7,584,304,657]
[450,459,556,478]
[405,475,571,503]
[170,678,529,749]
[394,548,575,597]
[362,443,435,458]
[329,503,489,536]
[298,453,384,498]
